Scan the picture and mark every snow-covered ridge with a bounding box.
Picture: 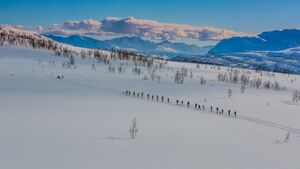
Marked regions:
[0,24,39,36]
[0,24,109,54]
[0,25,156,64]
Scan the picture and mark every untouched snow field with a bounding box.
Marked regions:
[0,46,300,169]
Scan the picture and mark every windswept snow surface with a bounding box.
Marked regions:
[0,46,300,169]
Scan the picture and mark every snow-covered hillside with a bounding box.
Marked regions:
[0,44,300,169]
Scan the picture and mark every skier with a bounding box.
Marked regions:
[141,92,144,98]
[161,96,164,102]
[156,95,159,101]
[228,110,231,116]
[187,101,190,107]
[147,94,150,100]
[221,109,224,114]
[216,107,219,114]
[195,103,198,109]
[210,106,213,112]
[176,100,179,105]
[181,100,184,106]
[198,105,201,110]
[234,111,237,117]
[284,132,290,143]
[167,98,170,103]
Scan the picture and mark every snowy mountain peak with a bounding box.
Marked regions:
[209,29,300,55]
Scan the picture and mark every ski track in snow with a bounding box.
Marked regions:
[62,73,300,135]
[237,115,300,135]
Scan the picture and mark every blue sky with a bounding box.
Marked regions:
[0,0,299,34]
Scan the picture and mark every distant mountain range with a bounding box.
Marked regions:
[46,35,212,58]
[46,29,300,74]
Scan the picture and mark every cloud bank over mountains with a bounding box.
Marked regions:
[46,17,250,41]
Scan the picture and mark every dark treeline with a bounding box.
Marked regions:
[0,30,59,51]
[174,56,299,75]
[217,68,286,91]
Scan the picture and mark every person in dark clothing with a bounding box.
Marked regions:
[228,110,231,116]
[167,98,170,103]
[181,100,184,106]
[128,91,131,96]
[221,109,224,114]
[156,95,159,101]
[141,92,144,98]
[147,94,150,100]
[210,106,213,112]
[198,105,201,110]
[187,101,190,107]
[133,92,135,96]
[161,96,164,102]
[195,103,198,109]
[216,107,219,114]
[202,105,205,111]
[176,100,179,105]
[152,95,154,100]
[234,111,237,117]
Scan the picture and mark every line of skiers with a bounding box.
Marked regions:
[124,90,170,103]
[123,90,237,117]
[210,106,237,117]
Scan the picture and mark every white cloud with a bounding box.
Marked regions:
[47,19,114,36]
[62,19,101,31]
[46,17,251,41]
